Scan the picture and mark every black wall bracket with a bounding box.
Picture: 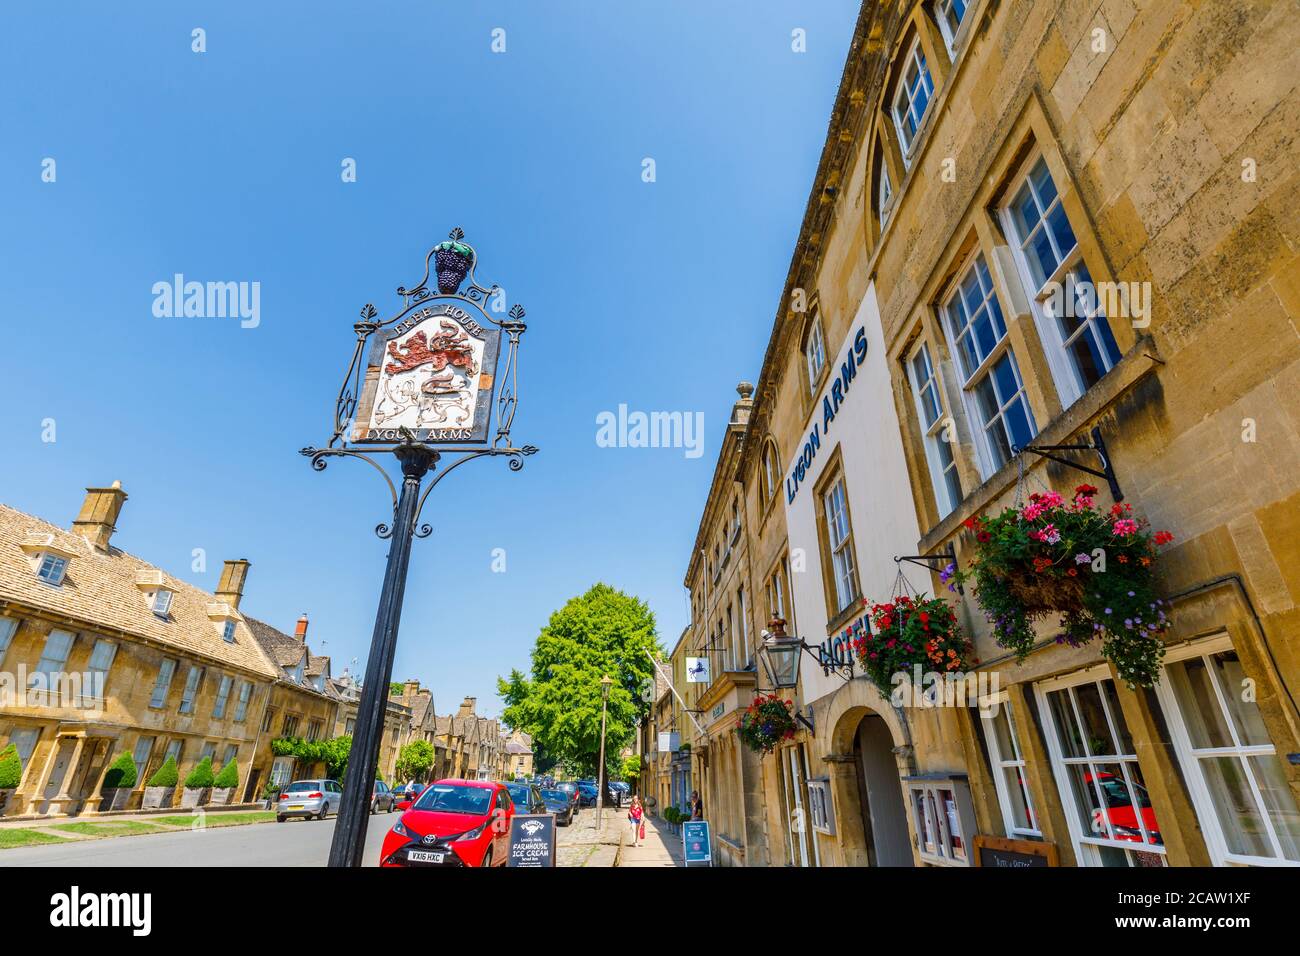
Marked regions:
[894,540,962,595]
[1014,425,1123,502]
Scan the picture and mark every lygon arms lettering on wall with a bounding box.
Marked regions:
[786,326,869,504]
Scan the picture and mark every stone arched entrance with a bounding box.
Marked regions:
[822,680,914,867]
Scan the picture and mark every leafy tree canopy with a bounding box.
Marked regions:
[396,739,436,782]
[499,583,661,779]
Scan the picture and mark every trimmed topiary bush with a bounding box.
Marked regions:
[146,755,179,789]
[0,744,22,790]
[102,752,138,791]
[184,756,215,790]
[213,758,238,790]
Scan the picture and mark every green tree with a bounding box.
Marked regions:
[101,752,138,791]
[214,759,239,790]
[389,682,404,697]
[396,739,436,782]
[499,583,661,788]
[184,756,215,789]
[0,744,21,790]
[620,754,643,783]
[147,755,179,788]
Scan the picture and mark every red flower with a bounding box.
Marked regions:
[1154,531,1174,546]
[977,531,991,542]
[1075,483,1099,497]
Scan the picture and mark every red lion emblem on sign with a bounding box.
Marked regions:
[384,320,478,376]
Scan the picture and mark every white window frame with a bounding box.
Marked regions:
[999,152,1123,407]
[1154,634,1300,867]
[891,37,936,160]
[906,777,976,866]
[942,251,1038,478]
[212,674,233,719]
[878,159,894,226]
[822,477,860,613]
[906,339,962,516]
[978,691,1041,839]
[805,318,826,393]
[221,619,237,643]
[82,639,117,705]
[1035,665,1167,867]
[0,617,17,666]
[934,0,973,58]
[178,665,202,714]
[36,553,68,586]
[762,442,778,502]
[150,658,177,709]
[30,629,75,688]
[151,589,173,618]
[232,680,252,722]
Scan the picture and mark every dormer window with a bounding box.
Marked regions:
[135,569,177,619]
[206,602,241,643]
[19,533,77,587]
[38,554,68,586]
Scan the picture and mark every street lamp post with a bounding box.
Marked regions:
[596,674,612,831]
[302,228,537,868]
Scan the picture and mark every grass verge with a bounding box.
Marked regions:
[0,828,74,849]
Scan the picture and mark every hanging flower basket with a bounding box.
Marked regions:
[953,485,1175,687]
[737,693,797,755]
[433,240,473,294]
[851,594,974,698]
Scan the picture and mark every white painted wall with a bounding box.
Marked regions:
[782,282,922,708]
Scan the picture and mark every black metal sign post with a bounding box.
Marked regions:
[301,229,537,868]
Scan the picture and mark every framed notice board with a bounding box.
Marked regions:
[507,814,557,867]
[973,835,1058,868]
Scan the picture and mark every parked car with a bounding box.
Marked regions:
[371,780,397,814]
[505,781,547,815]
[575,782,598,807]
[540,788,576,826]
[380,779,514,867]
[394,782,427,811]
[555,780,579,812]
[276,779,343,822]
[609,782,630,807]
[1085,772,1162,844]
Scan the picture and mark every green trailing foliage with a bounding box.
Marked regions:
[0,744,21,790]
[271,735,353,780]
[214,758,239,790]
[146,755,179,788]
[101,751,138,791]
[184,755,215,790]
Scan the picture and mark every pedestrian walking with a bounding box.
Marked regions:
[627,795,644,846]
[690,790,704,821]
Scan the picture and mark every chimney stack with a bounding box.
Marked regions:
[403,680,420,697]
[71,481,128,551]
[215,559,251,610]
[457,696,477,718]
[294,613,309,640]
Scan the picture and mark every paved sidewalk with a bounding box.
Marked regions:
[556,807,625,867]
[618,815,683,867]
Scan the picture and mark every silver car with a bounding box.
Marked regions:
[276,779,343,821]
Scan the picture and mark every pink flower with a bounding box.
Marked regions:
[1037,524,1061,544]
[1113,519,1138,536]
[1040,491,1064,508]
[1022,503,1045,521]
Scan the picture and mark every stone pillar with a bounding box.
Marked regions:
[825,753,870,867]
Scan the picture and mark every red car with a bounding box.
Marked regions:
[1086,771,1162,845]
[380,779,513,867]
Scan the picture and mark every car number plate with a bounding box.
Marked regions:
[288,804,304,810]
[407,850,444,864]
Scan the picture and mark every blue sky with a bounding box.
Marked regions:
[0,2,860,718]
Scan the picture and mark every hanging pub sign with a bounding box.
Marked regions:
[686,657,711,684]
[321,227,530,449]
[507,814,557,868]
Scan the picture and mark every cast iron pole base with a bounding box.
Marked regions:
[328,443,436,868]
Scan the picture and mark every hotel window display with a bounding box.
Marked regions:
[1001,155,1122,405]
[944,253,1037,476]
[907,778,976,865]
[1036,668,1165,866]
[979,693,1040,839]
[1155,636,1300,866]
[907,340,962,516]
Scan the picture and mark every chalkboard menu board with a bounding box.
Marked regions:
[508,814,556,867]
[973,835,1058,867]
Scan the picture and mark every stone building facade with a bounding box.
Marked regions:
[682,0,1300,867]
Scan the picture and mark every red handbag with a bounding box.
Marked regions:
[639,821,646,840]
